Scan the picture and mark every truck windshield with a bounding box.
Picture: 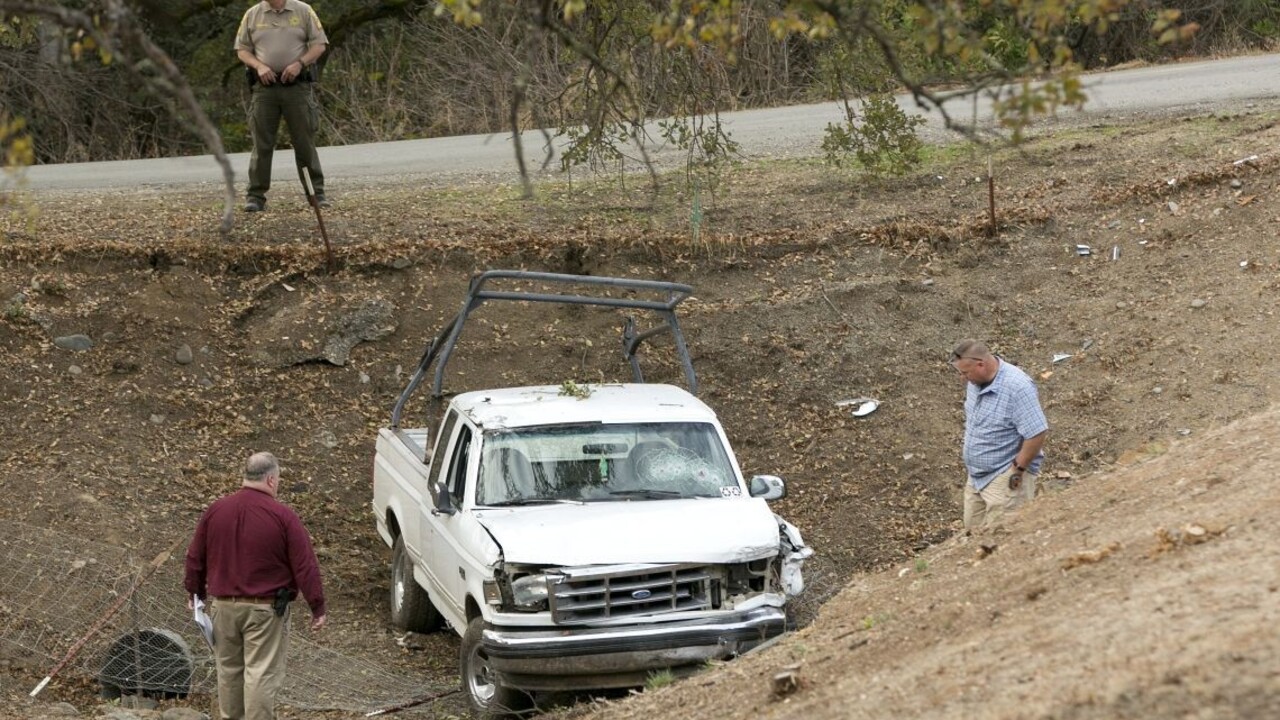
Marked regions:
[476,422,742,505]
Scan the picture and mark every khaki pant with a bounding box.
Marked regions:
[246,82,324,202]
[963,466,1038,530]
[211,599,289,720]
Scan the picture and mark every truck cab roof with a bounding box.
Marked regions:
[451,383,717,430]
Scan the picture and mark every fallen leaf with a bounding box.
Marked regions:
[1062,541,1121,570]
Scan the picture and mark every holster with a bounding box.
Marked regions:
[272,587,294,617]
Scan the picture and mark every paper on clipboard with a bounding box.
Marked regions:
[192,594,214,648]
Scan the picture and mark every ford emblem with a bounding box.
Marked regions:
[631,589,652,600]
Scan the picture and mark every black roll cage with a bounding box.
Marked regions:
[390,270,697,430]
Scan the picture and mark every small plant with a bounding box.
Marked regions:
[861,612,891,630]
[822,93,925,177]
[644,668,676,690]
[914,558,929,573]
[2,300,28,322]
[558,380,592,399]
[31,275,70,297]
[689,180,704,246]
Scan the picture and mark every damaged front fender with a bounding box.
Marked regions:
[777,516,813,597]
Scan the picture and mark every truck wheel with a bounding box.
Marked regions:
[461,616,532,718]
[390,535,441,632]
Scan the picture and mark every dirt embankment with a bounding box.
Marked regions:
[569,409,1280,720]
[2,102,1280,718]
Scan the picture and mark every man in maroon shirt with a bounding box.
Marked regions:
[185,451,326,720]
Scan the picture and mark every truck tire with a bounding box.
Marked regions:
[390,535,442,632]
[461,616,533,718]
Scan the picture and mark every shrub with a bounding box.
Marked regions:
[822,93,925,177]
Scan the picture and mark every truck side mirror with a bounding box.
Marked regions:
[748,475,786,501]
[432,480,456,516]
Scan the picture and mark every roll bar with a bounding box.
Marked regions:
[390,270,697,429]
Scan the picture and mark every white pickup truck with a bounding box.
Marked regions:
[371,271,811,717]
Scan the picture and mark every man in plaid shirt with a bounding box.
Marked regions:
[950,339,1049,530]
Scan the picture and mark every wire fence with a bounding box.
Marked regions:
[0,520,450,715]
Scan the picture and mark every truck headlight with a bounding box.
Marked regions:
[510,574,550,611]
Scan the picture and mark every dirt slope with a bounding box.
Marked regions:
[2,100,1280,718]
[569,409,1280,719]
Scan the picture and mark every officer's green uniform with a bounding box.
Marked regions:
[234,0,328,206]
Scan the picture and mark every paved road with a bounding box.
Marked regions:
[17,53,1280,192]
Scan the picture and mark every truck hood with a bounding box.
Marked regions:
[475,498,781,565]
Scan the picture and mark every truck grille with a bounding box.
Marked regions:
[548,564,713,625]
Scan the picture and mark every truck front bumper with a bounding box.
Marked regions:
[482,606,786,690]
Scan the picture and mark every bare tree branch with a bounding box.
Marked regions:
[0,0,236,233]
[814,2,983,144]
[509,63,534,199]
[531,0,657,195]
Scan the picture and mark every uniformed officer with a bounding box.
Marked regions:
[234,0,329,212]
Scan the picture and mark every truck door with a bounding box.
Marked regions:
[423,420,475,625]
[413,410,458,617]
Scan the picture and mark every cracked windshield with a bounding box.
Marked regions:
[477,423,742,505]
